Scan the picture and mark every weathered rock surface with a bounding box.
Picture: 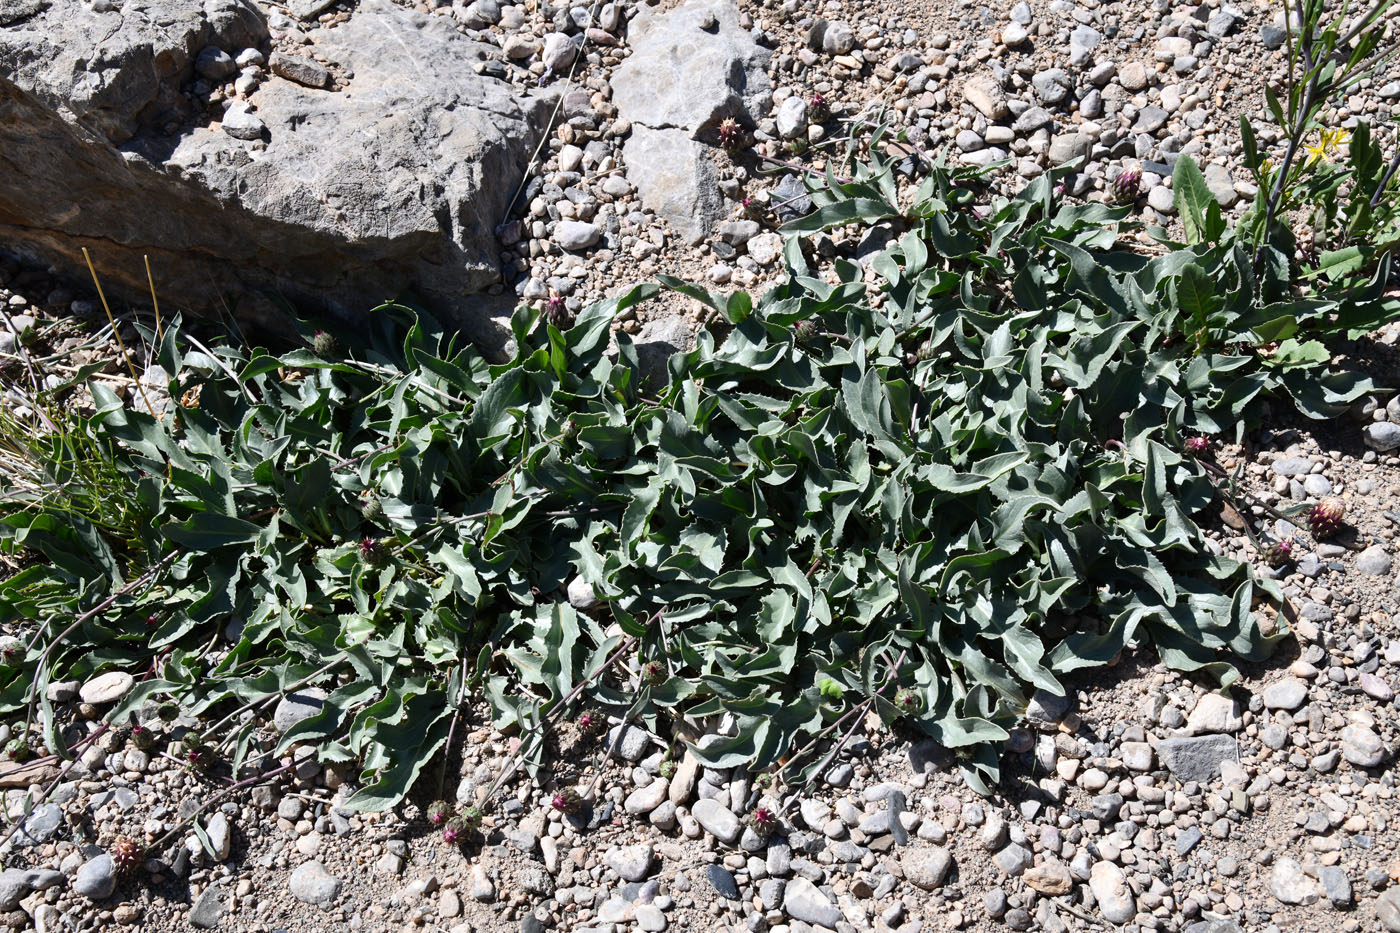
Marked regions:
[612,0,770,241]
[0,0,551,349]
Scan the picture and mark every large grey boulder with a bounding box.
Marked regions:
[0,0,551,348]
[612,0,769,243]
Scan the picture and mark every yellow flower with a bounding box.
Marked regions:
[1305,127,1350,164]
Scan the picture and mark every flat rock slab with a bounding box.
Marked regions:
[612,0,768,242]
[274,688,328,734]
[79,671,134,705]
[1156,734,1238,783]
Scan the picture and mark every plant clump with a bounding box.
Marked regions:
[441,816,468,845]
[1,22,1397,805]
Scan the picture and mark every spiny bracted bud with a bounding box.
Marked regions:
[4,738,31,763]
[185,739,213,773]
[545,295,574,330]
[1183,436,1209,458]
[640,658,668,686]
[893,687,924,716]
[442,815,469,845]
[1307,497,1346,539]
[657,759,677,779]
[457,804,483,831]
[129,724,156,751]
[809,94,830,123]
[718,117,743,151]
[788,136,810,157]
[577,709,605,736]
[1113,166,1142,204]
[311,331,339,357]
[359,536,389,567]
[110,837,144,874]
[916,339,936,362]
[793,319,819,345]
[551,788,584,815]
[1259,538,1295,569]
[360,493,383,522]
[748,806,780,837]
[741,196,765,221]
[426,800,453,827]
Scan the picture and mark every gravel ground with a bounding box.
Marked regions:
[4,0,1400,931]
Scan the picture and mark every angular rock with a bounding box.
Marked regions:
[635,314,694,388]
[0,0,551,344]
[566,576,598,609]
[1031,69,1072,105]
[1378,888,1400,933]
[783,877,841,928]
[15,802,63,846]
[289,861,342,908]
[692,797,742,844]
[219,100,265,141]
[624,779,670,816]
[1025,689,1071,727]
[963,74,1008,121]
[1184,693,1242,735]
[1069,26,1101,66]
[189,883,224,929]
[775,95,807,139]
[1262,677,1308,710]
[1156,735,1237,783]
[622,126,724,245]
[554,220,601,251]
[274,688,328,734]
[901,846,952,889]
[1024,859,1072,896]
[1356,544,1393,576]
[1341,724,1384,768]
[1090,861,1135,923]
[1012,106,1053,134]
[1203,163,1239,208]
[0,867,62,911]
[1319,865,1352,906]
[604,844,655,882]
[269,51,331,89]
[611,0,771,139]
[1269,857,1320,905]
[606,724,651,762]
[74,854,116,900]
[195,47,236,81]
[1364,422,1400,452]
[705,864,740,900]
[206,811,232,862]
[541,32,579,71]
[1047,133,1092,166]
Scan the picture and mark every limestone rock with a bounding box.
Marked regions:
[611,0,770,139]
[621,127,724,245]
[0,0,551,348]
